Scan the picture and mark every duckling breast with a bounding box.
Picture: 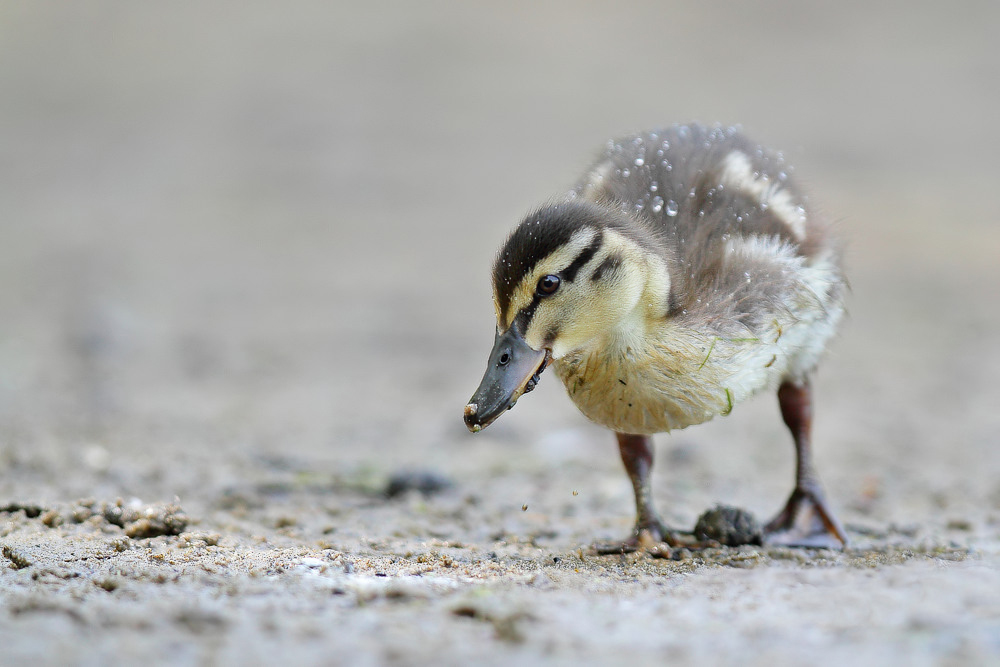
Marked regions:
[553,323,732,434]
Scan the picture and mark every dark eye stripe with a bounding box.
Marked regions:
[591,253,623,281]
[513,297,541,334]
[560,232,603,282]
[512,233,604,332]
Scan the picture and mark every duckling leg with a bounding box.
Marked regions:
[594,433,684,553]
[765,380,849,549]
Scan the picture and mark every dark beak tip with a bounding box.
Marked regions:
[463,403,484,433]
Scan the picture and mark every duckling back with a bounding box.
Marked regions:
[575,124,834,260]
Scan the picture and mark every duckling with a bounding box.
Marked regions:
[464,123,848,550]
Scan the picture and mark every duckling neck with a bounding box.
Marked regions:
[608,248,673,351]
[552,254,730,434]
[553,316,724,434]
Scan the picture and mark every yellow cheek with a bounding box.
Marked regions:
[523,306,554,349]
[527,297,599,357]
[543,275,647,358]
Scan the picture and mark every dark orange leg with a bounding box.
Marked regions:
[594,433,684,553]
[765,380,848,549]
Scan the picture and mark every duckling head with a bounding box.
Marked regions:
[464,201,666,432]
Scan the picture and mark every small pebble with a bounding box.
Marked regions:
[384,470,454,498]
[694,505,762,546]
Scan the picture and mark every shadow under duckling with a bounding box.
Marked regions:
[465,123,848,551]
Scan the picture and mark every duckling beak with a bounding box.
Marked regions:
[464,327,551,433]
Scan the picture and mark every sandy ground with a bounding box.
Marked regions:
[2,2,1000,665]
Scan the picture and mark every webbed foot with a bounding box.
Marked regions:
[766,381,848,550]
[593,522,696,555]
[764,485,848,549]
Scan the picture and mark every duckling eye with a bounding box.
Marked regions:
[536,274,561,296]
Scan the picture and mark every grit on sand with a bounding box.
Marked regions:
[2,3,999,665]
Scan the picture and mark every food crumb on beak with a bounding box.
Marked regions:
[464,403,478,417]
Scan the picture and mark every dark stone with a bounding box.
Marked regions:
[694,505,763,546]
[384,470,454,499]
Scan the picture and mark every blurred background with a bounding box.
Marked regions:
[1,1,998,534]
